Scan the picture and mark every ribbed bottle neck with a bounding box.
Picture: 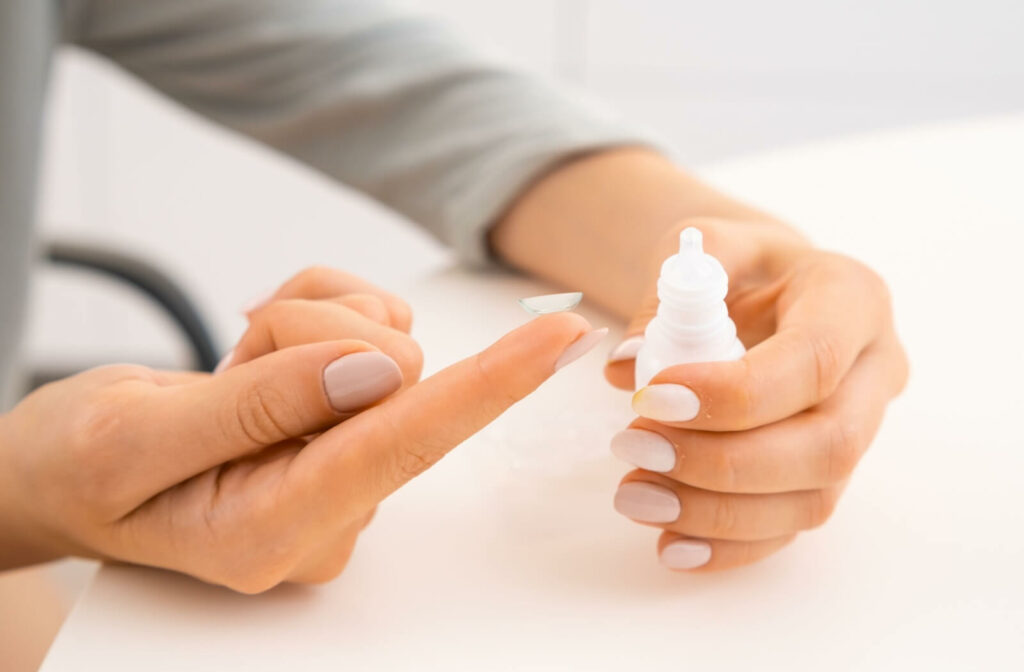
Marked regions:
[651,273,736,346]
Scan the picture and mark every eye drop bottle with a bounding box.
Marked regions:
[634,227,746,390]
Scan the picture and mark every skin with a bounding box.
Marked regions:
[0,147,908,598]
[491,148,909,571]
[0,267,600,588]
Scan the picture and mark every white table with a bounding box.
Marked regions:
[42,116,1024,670]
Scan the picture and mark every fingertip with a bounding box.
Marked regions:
[607,334,644,362]
[604,360,636,390]
[323,350,403,413]
[485,312,593,366]
[658,538,713,572]
[384,297,414,333]
[527,311,593,340]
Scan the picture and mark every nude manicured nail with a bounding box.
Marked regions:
[607,335,644,362]
[613,481,680,523]
[632,384,701,422]
[660,540,712,570]
[610,429,676,472]
[554,327,609,371]
[213,349,235,375]
[323,351,403,413]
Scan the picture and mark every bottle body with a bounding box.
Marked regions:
[634,317,745,389]
[633,227,746,390]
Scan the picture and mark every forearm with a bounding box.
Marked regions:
[490,149,776,318]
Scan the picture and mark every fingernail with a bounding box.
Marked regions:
[613,481,680,523]
[610,428,676,472]
[607,335,644,362]
[241,288,274,314]
[660,539,712,570]
[213,349,235,375]
[554,327,609,371]
[323,351,403,413]
[632,384,701,422]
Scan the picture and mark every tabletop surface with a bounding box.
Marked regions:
[42,115,1024,670]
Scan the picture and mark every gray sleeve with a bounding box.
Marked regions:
[65,0,658,265]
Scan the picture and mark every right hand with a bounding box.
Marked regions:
[0,299,602,593]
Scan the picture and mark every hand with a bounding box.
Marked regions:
[221,265,420,380]
[605,217,908,571]
[0,267,604,591]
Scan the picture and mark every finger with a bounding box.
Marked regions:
[330,294,391,326]
[291,313,605,511]
[229,299,423,386]
[613,472,846,541]
[254,293,391,326]
[259,266,412,332]
[605,334,647,391]
[612,340,906,493]
[656,532,796,572]
[120,341,403,506]
[633,256,889,430]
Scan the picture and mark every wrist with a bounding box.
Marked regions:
[0,413,66,569]
[491,148,776,318]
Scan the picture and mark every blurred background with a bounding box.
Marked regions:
[27,0,1024,603]
[32,0,1024,378]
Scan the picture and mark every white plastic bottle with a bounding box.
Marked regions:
[634,227,746,389]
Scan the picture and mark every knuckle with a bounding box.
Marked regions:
[822,414,862,483]
[344,294,390,324]
[731,358,757,429]
[64,391,133,517]
[709,495,740,538]
[850,258,888,295]
[296,538,359,585]
[708,447,741,492]
[390,335,424,382]
[474,350,524,411]
[220,531,299,594]
[225,563,290,594]
[892,341,911,395]
[227,382,298,447]
[245,299,288,333]
[806,329,845,400]
[375,406,446,490]
[391,444,434,484]
[294,265,334,291]
[804,488,839,529]
[385,297,414,332]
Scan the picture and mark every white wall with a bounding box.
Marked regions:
[30,0,1024,370]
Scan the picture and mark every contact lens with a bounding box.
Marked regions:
[517,292,583,315]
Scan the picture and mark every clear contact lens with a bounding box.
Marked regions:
[517,291,583,315]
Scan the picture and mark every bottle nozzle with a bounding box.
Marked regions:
[680,227,703,256]
[664,227,718,289]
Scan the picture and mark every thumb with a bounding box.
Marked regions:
[292,313,606,510]
[125,340,403,503]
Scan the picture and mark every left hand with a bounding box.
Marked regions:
[604,217,909,572]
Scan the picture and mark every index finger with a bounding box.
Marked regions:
[634,256,890,430]
[290,313,604,511]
